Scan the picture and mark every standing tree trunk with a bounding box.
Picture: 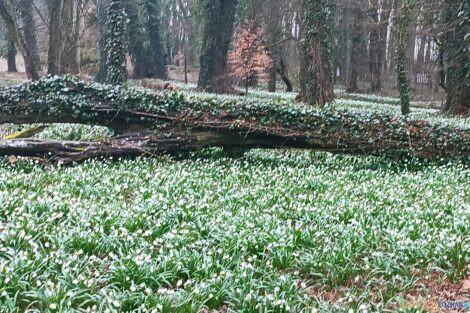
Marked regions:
[265,0,282,93]
[60,0,81,74]
[278,56,293,92]
[378,0,391,75]
[18,0,40,78]
[47,0,63,74]
[0,0,39,79]
[145,0,167,79]
[369,0,381,92]
[393,0,412,115]
[95,0,109,82]
[441,0,470,115]
[6,28,17,72]
[104,0,127,85]
[297,0,335,107]
[346,2,366,93]
[197,0,238,93]
[126,0,148,78]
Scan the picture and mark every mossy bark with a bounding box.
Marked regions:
[297,0,335,107]
[125,0,149,79]
[393,0,412,116]
[1,76,469,162]
[103,0,127,85]
[47,0,63,75]
[441,0,470,115]
[6,28,17,72]
[197,0,238,93]
[145,0,167,79]
[95,0,109,82]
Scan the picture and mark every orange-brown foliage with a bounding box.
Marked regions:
[228,23,273,90]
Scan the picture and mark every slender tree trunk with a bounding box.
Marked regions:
[265,0,282,93]
[378,0,391,73]
[197,0,238,93]
[17,0,40,79]
[145,0,167,79]
[95,0,109,82]
[6,29,17,72]
[47,0,63,74]
[278,56,293,92]
[125,0,148,78]
[60,0,80,74]
[346,3,365,93]
[183,33,188,84]
[297,0,335,107]
[441,0,470,115]
[69,6,81,74]
[369,1,380,92]
[393,0,412,115]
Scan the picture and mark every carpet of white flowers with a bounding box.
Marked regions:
[0,148,469,313]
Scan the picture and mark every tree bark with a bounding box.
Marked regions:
[145,0,167,79]
[0,76,468,163]
[18,0,40,75]
[297,0,335,107]
[103,0,127,85]
[6,28,17,72]
[369,1,381,92]
[393,0,412,115]
[125,0,149,79]
[47,0,63,74]
[60,0,81,74]
[0,0,40,80]
[346,2,365,93]
[278,56,293,92]
[95,0,109,82]
[197,0,238,93]
[441,0,470,115]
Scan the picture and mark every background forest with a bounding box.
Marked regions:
[0,0,468,114]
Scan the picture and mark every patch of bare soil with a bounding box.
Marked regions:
[404,272,470,312]
[303,271,469,312]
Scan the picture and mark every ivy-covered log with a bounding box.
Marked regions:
[0,76,469,162]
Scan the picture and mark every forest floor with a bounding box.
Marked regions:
[0,74,469,312]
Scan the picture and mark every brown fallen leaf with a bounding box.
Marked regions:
[8,155,17,164]
[461,278,470,292]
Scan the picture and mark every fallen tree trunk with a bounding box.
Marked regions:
[0,76,469,163]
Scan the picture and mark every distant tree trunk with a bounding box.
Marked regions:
[145,0,167,79]
[393,0,412,115]
[6,29,17,72]
[407,8,417,90]
[95,0,109,82]
[378,0,391,73]
[47,0,63,74]
[278,56,293,92]
[268,59,277,92]
[104,0,127,85]
[346,3,365,93]
[60,0,81,74]
[265,0,282,93]
[441,0,470,115]
[197,0,238,93]
[297,0,335,107]
[126,0,148,78]
[369,1,381,92]
[18,0,40,79]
